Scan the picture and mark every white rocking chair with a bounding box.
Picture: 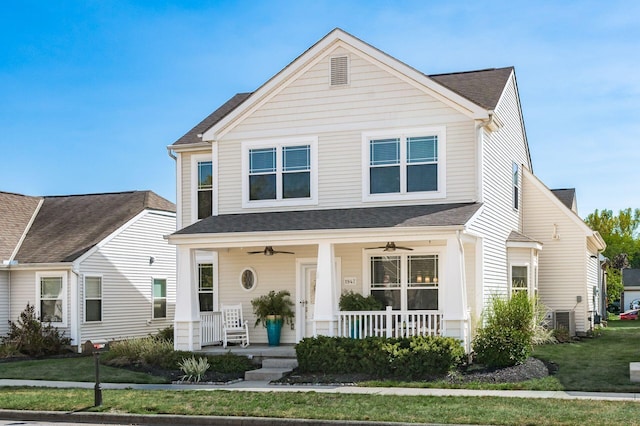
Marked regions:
[221,304,250,348]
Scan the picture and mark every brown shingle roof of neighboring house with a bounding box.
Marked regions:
[170,67,513,147]
[14,191,175,264]
[174,203,481,236]
[551,188,576,211]
[0,191,42,261]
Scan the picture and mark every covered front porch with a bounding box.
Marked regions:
[168,203,483,353]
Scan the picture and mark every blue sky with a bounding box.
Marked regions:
[1,1,638,218]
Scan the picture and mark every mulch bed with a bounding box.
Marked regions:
[273,357,554,385]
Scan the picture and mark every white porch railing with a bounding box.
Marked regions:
[337,306,443,339]
[200,311,223,346]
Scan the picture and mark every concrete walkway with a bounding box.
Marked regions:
[1,378,640,401]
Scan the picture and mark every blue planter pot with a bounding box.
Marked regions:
[266,316,283,346]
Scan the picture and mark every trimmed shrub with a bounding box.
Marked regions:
[473,291,534,367]
[295,335,464,379]
[1,303,71,357]
[156,326,174,342]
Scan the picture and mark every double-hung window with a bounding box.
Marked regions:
[364,127,445,201]
[369,253,439,310]
[511,265,528,296]
[198,264,214,312]
[153,278,167,319]
[85,276,102,322]
[243,138,317,207]
[197,161,213,219]
[37,272,66,325]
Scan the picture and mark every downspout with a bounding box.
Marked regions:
[71,265,81,352]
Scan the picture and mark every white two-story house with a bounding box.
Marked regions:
[167,28,605,351]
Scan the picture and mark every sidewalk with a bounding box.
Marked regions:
[2,378,640,401]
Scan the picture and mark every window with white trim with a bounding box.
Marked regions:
[511,265,528,296]
[153,278,167,319]
[197,160,213,219]
[512,162,519,210]
[363,128,445,201]
[369,254,439,310]
[198,264,214,312]
[85,276,102,322]
[37,273,66,325]
[242,138,317,207]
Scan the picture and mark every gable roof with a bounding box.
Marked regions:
[0,191,42,261]
[172,203,481,237]
[551,188,577,212]
[14,191,175,264]
[170,66,513,148]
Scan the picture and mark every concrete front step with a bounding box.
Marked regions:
[245,367,292,381]
[262,358,298,369]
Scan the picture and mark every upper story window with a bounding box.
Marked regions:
[363,127,445,202]
[191,153,214,222]
[512,162,519,210]
[242,137,318,208]
[198,161,213,219]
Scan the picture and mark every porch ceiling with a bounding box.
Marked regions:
[173,202,481,236]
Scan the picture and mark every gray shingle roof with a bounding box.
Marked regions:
[174,203,481,236]
[507,230,541,245]
[623,269,640,287]
[14,191,175,264]
[0,191,42,261]
[172,93,252,146]
[430,67,514,110]
[551,188,576,210]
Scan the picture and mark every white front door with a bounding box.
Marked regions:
[302,265,317,338]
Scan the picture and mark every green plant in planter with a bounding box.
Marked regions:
[339,291,383,311]
[251,290,295,346]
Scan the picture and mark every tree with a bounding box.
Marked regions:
[585,208,640,302]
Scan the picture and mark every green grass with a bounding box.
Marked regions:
[0,387,639,425]
[533,319,640,392]
[0,356,168,384]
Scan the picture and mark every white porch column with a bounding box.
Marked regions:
[174,246,201,351]
[443,233,470,350]
[314,242,337,336]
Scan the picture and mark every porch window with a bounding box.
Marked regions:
[39,275,64,323]
[370,254,439,310]
[84,276,102,322]
[198,264,214,312]
[153,278,167,319]
[511,265,528,296]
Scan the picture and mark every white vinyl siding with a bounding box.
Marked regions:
[522,171,590,333]
[467,73,530,305]
[78,211,176,343]
[215,46,476,214]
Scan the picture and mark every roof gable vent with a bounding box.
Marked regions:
[330,55,349,86]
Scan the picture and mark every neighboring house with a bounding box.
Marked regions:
[622,269,640,311]
[0,190,176,350]
[166,28,605,351]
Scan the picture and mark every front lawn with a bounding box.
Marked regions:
[533,319,640,392]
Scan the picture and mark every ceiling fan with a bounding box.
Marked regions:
[365,242,413,252]
[248,246,295,256]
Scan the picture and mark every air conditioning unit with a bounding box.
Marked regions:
[554,310,576,336]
